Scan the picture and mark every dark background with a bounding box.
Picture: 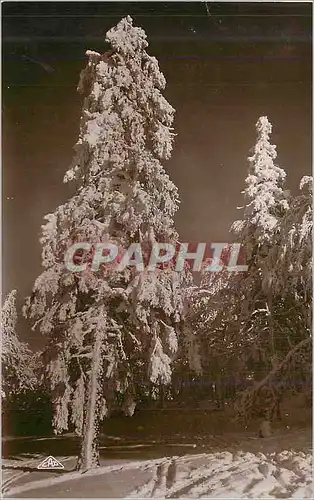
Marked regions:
[2,2,312,347]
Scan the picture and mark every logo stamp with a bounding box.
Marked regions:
[37,456,64,470]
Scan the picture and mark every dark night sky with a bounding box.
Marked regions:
[2,2,312,346]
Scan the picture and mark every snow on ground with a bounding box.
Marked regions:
[2,454,76,494]
[128,450,313,499]
[3,450,313,499]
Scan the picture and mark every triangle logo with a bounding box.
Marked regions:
[37,456,64,470]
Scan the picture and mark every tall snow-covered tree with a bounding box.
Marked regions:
[229,123,311,423]
[1,290,36,397]
[230,116,289,370]
[25,16,191,470]
[232,116,289,254]
[185,118,291,416]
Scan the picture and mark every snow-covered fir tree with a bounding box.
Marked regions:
[232,116,289,256]
[186,118,292,416]
[228,123,311,422]
[25,16,191,470]
[234,174,313,421]
[1,290,36,397]
[230,117,289,370]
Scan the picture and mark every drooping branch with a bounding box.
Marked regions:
[235,337,312,422]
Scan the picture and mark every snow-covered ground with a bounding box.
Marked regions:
[129,450,313,499]
[3,449,312,498]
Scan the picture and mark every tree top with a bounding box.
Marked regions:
[105,15,148,56]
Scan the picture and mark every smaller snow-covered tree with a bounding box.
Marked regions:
[232,116,289,256]
[235,179,313,424]
[1,290,36,397]
[187,119,291,416]
[191,116,291,393]
[230,117,289,372]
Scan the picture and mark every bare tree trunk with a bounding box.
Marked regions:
[77,331,103,472]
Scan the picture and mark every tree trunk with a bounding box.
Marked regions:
[215,375,224,409]
[159,383,165,409]
[268,292,275,359]
[77,331,103,472]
